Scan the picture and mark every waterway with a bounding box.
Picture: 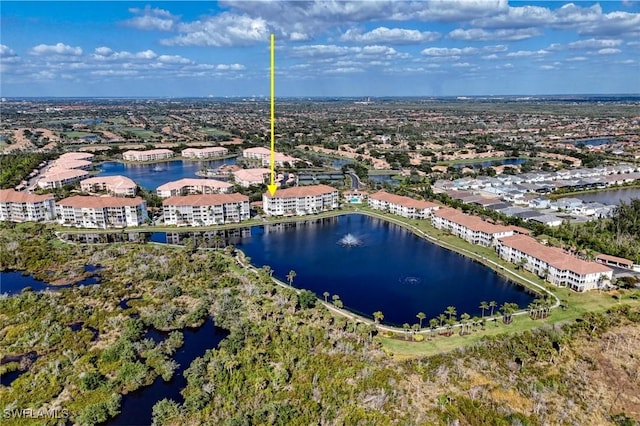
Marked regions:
[107,318,227,426]
[569,187,640,205]
[0,267,101,296]
[73,215,538,325]
[96,158,236,190]
[453,157,527,169]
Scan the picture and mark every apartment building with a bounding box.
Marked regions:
[368,191,439,219]
[156,178,232,198]
[37,169,90,189]
[242,147,300,167]
[497,234,613,291]
[56,196,148,228]
[162,193,250,226]
[80,176,137,197]
[0,189,55,222]
[262,184,339,216]
[431,208,514,247]
[122,149,174,162]
[233,168,270,187]
[181,147,229,159]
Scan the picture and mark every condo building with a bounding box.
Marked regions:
[80,176,137,197]
[262,184,339,216]
[242,147,300,167]
[156,178,232,198]
[431,208,514,247]
[233,168,270,187]
[0,189,55,222]
[37,169,90,189]
[181,147,229,159]
[368,191,440,219]
[497,234,613,291]
[56,196,148,228]
[122,149,174,162]
[162,193,250,226]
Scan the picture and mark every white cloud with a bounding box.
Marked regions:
[290,44,359,58]
[157,54,192,64]
[597,48,621,55]
[29,43,82,56]
[340,26,440,44]
[506,49,548,58]
[123,6,179,31]
[215,63,246,71]
[540,65,556,70]
[566,56,588,61]
[448,27,540,41]
[568,38,622,49]
[161,13,269,47]
[472,5,552,29]
[421,47,478,56]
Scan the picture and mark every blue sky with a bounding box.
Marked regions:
[1,1,639,97]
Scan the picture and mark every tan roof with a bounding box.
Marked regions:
[233,168,270,182]
[265,184,337,199]
[81,175,137,190]
[40,169,89,182]
[0,189,54,203]
[123,149,173,156]
[595,253,633,267]
[157,178,232,191]
[433,208,512,234]
[163,193,249,206]
[58,152,94,161]
[499,234,612,275]
[58,196,145,208]
[51,159,92,169]
[370,191,438,210]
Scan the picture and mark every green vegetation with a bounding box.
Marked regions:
[1,221,639,425]
[0,152,53,189]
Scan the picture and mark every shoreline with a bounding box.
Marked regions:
[549,182,640,200]
[107,153,238,166]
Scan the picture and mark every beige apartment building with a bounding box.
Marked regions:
[262,184,339,216]
[368,191,439,219]
[162,193,250,226]
[0,189,56,222]
[56,196,148,228]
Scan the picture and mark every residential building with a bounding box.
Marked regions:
[431,208,513,246]
[57,152,94,162]
[48,159,93,171]
[233,168,270,187]
[80,176,137,197]
[122,149,174,162]
[181,147,229,159]
[242,147,301,167]
[37,169,90,189]
[497,234,613,291]
[162,193,250,226]
[156,178,232,198]
[368,191,439,219]
[0,189,55,222]
[56,196,148,228]
[263,184,339,216]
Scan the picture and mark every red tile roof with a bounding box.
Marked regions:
[163,193,249,206]
[0,189,54,203]
[499,234,612,275]
[58,196,145,208]
[369,191,438,209]
[264,184,337,198]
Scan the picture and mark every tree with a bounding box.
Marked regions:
[489,301,497,317]
[323,291,329,303]
[286,270,297,286]
[445,306,457,322]
[297,290,316,309]
[437,313,447,327]
[479,301,489,318]
[402,323,411,340]
[416,312,426,329]
[373,311,384,324]
[460,313,471,335]
[429,318,438,339]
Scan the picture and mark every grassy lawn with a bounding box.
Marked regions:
[202,128,232,137]
[63,131,97,139]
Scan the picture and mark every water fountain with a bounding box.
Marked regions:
[338,233,361,247]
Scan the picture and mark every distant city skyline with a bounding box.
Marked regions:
[1,1,639,97]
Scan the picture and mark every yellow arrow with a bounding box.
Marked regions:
[267,34,278,196]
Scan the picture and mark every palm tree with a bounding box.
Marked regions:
[489,300,497,317]
[445,306,457,322]
[460,313,471,335]
[323,291,329,303]
[286,270,296,286]
[416,312,426,329]
[373,311,384,324]
[437,313,447,327]
[429,318,438,339]
[411,323,420,339]
[402,323,411,340]
[479,301,489,318]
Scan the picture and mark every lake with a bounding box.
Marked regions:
[0,268,101,296]
[454,158,527,169]
[96,158,236,190]
[57,214,536,325]
[570,187,640,205]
